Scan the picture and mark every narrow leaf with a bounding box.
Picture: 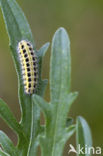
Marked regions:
[0,131,18,156]
[37,42,50,57]
[0,0,34,46]
[0,152,9,156]
[38,79,48,97]
[50,27,71,103]
[0,0,34,140]
[76,116,92,156]
[0,148,10,156]
[51,92,78,128]
[28,93,50,156]
[62,92,78,121]
[32,95,52,119]
[64,125,76,142]
[0,98,23,135]
[27,101,40,156]
[28,48,49,155]
[39,28,77,156]
[37,42,49,95]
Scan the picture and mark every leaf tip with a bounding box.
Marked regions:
[56,27,66,33]
[38,42,50,57]
[76,116,93,148]
[70,91,78,101]
[45,42,50,47]
[55,27,70,39]
[76,116,86,123]
[73,91,79,98]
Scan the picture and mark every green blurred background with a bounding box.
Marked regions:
[0,0,103,155]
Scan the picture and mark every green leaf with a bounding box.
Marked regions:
[61,92,78,124]
[0,148,10,156]
[27,101,40,156]
[28,43,49,155]
[37,42,50,96]
[28,42,49,155]
[37,42,50,57]
[0,0,49,155]
[37,28,78,156]
[64,125,76,142]
[0,98,27,155]
[0,98,23,135]
[28,94,51,156]
[39,79,48,97]
[0,131,18,156]
[50,27,71,104]
[0,0,34,46]
[32,95,52,120]
[76,116,92,156]
[0,0,34,141]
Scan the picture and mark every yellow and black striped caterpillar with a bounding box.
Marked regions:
[17,40,38,94]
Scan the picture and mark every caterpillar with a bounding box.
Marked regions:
[17,40,38,94]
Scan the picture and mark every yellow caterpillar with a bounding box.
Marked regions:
[17,40,38,94]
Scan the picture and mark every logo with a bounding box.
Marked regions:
[68,144,102,155]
